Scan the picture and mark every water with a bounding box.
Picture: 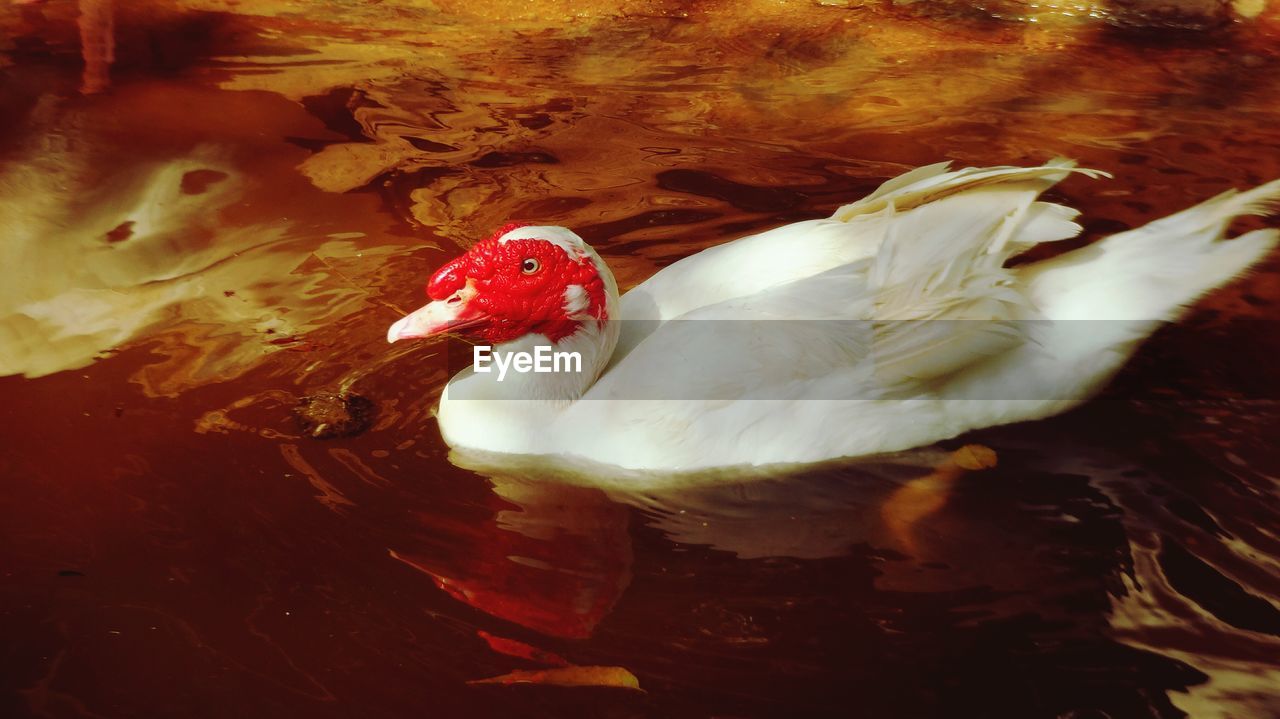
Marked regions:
[3,2,1280,717]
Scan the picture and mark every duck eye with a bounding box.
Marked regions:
[521,258,541,275]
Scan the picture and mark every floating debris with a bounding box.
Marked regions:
[467,666,643,691]
[292,392,375,439]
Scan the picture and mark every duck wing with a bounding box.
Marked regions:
[612,159,1105,364]
[598,159,1105,401]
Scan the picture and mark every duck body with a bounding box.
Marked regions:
[390,160,1280,473]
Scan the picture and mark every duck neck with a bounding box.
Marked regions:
[463,318,619,402]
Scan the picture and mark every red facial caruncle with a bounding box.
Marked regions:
[419,224,608,344]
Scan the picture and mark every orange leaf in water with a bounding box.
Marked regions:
[952,444,998,471]
[467,666,642,691]
[882,444,998,554]
[476,630,570,667]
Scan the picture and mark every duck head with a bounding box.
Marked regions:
[387,224,616,346]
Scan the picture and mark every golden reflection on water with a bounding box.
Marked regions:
[2,1,1280,716]
[4,0,1279,393]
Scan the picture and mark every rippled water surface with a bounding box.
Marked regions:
[3,2,1280,717]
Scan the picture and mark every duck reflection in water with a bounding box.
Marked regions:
[383,432,1207,717]
[389,467,634,641]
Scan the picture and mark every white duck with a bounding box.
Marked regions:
[388,160,1279,472]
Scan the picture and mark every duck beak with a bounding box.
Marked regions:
[387,286,487,343]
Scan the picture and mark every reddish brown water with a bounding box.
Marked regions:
[3,2,1280,717]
